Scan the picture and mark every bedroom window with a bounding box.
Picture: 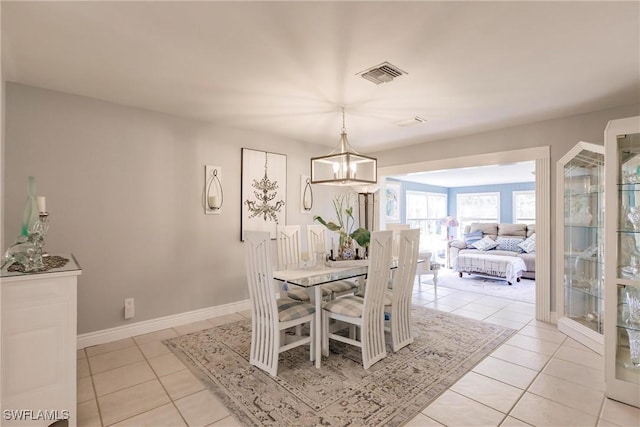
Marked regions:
[513,190,535,224]
[405,191,447,250]
[456,192,500,232]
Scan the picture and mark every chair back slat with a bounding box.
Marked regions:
[276,225,302,269]
[306,224,327,259]
[387,224,410,258]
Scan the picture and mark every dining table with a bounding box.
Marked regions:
[273,258,412,368]
[273,260,371,368]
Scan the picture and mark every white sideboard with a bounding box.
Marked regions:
[1,255,81,427]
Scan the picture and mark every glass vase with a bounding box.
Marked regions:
[338,237,355,260]
[21,176,39,237]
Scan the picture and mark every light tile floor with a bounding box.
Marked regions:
[77,276,640,427]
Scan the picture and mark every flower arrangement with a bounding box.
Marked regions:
[313,193,370,253]
[440,216,459,227]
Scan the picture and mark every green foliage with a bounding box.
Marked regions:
[313,193,371,248]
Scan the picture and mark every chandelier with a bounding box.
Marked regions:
[310,108,377,186]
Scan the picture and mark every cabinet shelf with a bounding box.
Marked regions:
[564,191,602,198]
[617,229,640,234]
[565,253,604,264]
[565,224,600,229]
[617,322,640,332]
[618,182,640,189]
[567,283,603,299]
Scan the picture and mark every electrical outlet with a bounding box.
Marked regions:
[124,298,135,319]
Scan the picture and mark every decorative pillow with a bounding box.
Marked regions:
[471,236,499,251]
[518,233,536,253]
[496,237,525,253]
[463,230,483,246]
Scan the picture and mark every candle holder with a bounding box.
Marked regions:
[204,165,223,215]
[34,212,50,258]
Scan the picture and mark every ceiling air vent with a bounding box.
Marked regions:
[357,62,407,85]
[394,116,427,127]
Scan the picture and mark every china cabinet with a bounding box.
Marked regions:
[556,142,605,354]
[605,116,640,408]
[1,255,82,426]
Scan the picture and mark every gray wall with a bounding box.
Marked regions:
[3,83,338,334]
[4,82,639,333]
[372,103,640,309]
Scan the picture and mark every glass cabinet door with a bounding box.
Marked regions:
[557,142,605,353]
[605,116,640,408]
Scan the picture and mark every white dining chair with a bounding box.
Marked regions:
[244,230,316,377]
[279,225,332,302]
[276,225,302,270]
[307,224,358,298]
[416,250,439,289]
[384,228,420,352]
[386,223,410,258]
[306,224,327,263]
[321,230,393,369]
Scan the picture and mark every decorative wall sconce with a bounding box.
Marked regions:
[204,165,223,215]
[300,175,313,213]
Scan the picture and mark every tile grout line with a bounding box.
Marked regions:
[136,331,191,427]
[163,325,241,427]
[500,321,569,423]
[86,333,185,426]
[450,320,548,423]
[421,302,536,425]
[83,347,106,427]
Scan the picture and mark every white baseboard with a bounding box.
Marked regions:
[77,299,251,349]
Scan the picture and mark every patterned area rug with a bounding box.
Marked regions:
[431,268,536,304]
[163,306,515,426]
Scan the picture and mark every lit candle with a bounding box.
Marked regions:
[37,196,46,213]
[208,196,219,209]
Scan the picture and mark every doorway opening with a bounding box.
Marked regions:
[378,146,551,322]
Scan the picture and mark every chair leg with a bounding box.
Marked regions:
[322,312,329,357]
[268,328,281,377]
[349,324,357,340]
[295,324,302,335]
[309,318,315,362]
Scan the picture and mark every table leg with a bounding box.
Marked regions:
[313,287,322,368]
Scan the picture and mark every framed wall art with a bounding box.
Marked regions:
[241,148,287,240]
[385,181,401,223]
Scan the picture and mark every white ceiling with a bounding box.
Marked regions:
[2,1,639,152]
[392,161,536,188]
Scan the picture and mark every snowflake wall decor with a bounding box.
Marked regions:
[244,154,285,223]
